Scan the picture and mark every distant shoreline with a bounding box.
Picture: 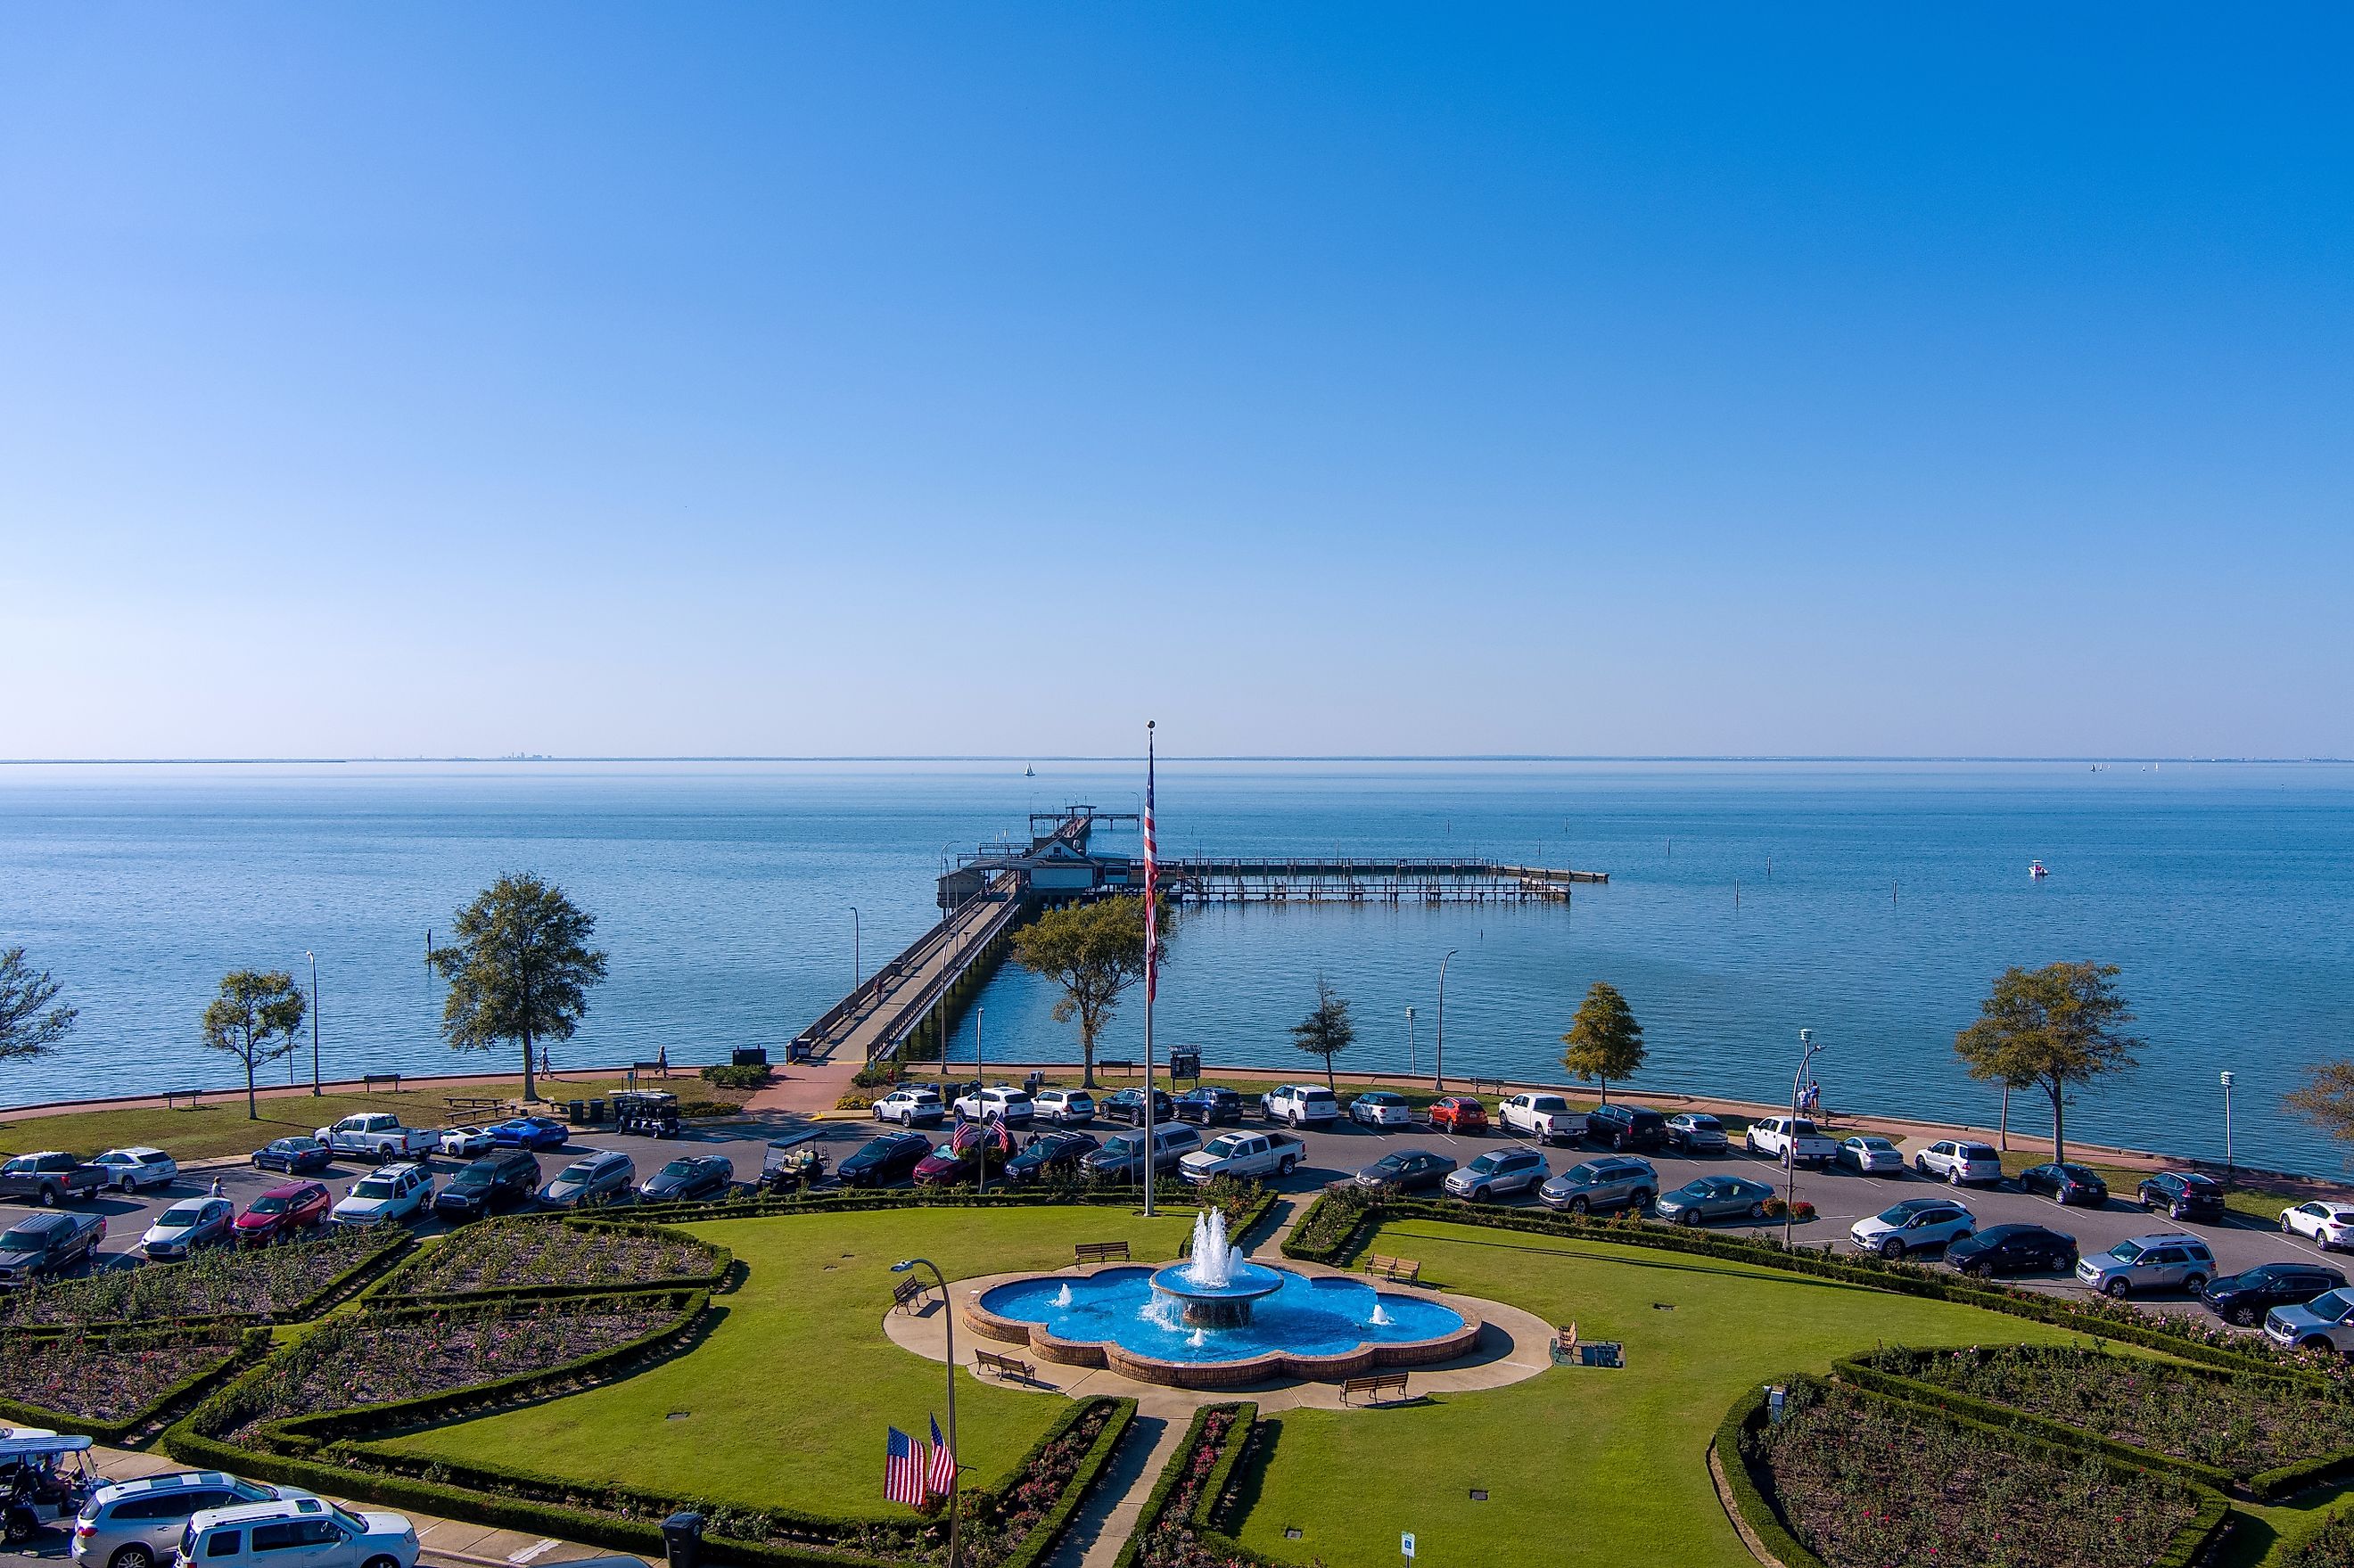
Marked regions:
[3,755,2346,768]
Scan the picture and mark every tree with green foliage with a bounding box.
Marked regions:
[1291,975,1355,1089]
[2287,1062,2354,1161]
[426,872,608,1102]
[201,969,308,1118]
[1011,894,1168,1088]
[1560,981,1645,1102]
[0,947,77,1065]
[1953,961,2141,1164]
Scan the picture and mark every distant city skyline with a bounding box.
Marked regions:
[3,5,2348,760]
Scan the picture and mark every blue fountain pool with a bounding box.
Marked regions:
[976,1265,1466,1365]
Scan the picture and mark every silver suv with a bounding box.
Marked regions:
[537,1150,635,1209]
[75,1473,276,1568]
[2075,1233,2216,1299]
[1444,1146,1548,1203]
[1537,1156,1657,1214]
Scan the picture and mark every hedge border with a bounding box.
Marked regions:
[369,1217,732,1305]
[0,1228,410,1335]
[637,1180,1277,1231]
[0,1324,272,1444]
[992,1396,1138,1568]
[1109,1402,1264,1568]
[1722,1374,2234,1568]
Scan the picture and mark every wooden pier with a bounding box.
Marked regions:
[1157,857,1604,905]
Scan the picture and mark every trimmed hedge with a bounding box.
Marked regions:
[1109,1401,1288,1568]
[640,1179,1275,1231]
[988,1396,1137,1568]
[0,1227,409,1333]
[370,1217,732,1305]
[0,1325,272,1443]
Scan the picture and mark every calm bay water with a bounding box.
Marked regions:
[1,759,2349,1174]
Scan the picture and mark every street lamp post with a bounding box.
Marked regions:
[2219,1070,2235,1176]
[851,907,862,991]
[1405,1006,1417,1076]
[891,1259,959,1568]
[305,950,320,1095]
[1785,1028,1824,1248]
[1434,950,1458,1091]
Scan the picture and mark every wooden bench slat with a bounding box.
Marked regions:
[1363,1253,1420,1284]
[1340,1372,1409,1406]
[975,1349,1034,1381]
[1074,1240,1131,1264]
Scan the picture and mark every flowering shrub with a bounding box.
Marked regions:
[1747,1380,2204,1568]
[953,1400,1119,1568]
[2286,1507,2354,1567]
[0,1228,386,1326]
[1868,1344,2354,1472]
[383,1220,720,1296]
[1286,1185,1372,1257]
[0,1327,246,1422]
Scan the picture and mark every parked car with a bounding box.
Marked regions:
[2018,1162,2110,1207]
[1347,1091,1414,1129]
[1655,1175,1779,1227]
[836,1132,933,1187]
[1261,1085,1339,1129]
[1099,1088,1175,1126]
[1354,1150,1458,1194]
[0,1153,103,1208]
[177,1495,419,1568]
[952,1086,1035,1126]
[537,1151,634,1209]
[331,1164,433,1227]
[314,1115,438,1162]
[235,1182,332,1244]
[1032,1089,1095,1126]
[72,1469,277,1568]
[430,1152,539,1222]
[2284,1200,2354,1251]
[1743,1117,1836,1168]
[913,1141,997,1187]
[1428,1096,1487,1134]
[1081,1124,1202,1182]
[638,1154,734,1203]
[1664,1112,1728,1154]
[2075,1233,2217,1299]
[2202,1261,2349,1327]
[1444,1146,1548,1203]
[139,1198,235,1261]
[1003,1131,1100,1186]
[1914,1140,2004,1186]
[1538,1156,1658,1214]
[0,1211,105,1285]
[1849,1197,1976,1259]
[490,1116,571,1152]
[1946,1222,2077,1277]
[2137,1170,2226,1223]
[869,1086,946,1126]
[1835,1135,1904,1174]
[1584,1104,1667,1152]
[2266,1287,2354,1354]
[90,1148,178,1195]
[1173,1088,1245,1126]
[251,1138,332,1177]
[437,1127,496,1159]
[1179,1130,1303,1185]
[1498,1093,1586,1144]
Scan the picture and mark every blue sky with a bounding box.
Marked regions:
[2,6,2347,759]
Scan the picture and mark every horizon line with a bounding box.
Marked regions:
[0,753,2345,767]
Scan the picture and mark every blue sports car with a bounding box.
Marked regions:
[490,1115,570,1151]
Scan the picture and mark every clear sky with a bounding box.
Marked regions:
[2,6,2348,760]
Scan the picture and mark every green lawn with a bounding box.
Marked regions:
[377,1205,1195,1517]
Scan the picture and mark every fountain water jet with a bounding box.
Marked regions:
[1148,1209,1284,1327]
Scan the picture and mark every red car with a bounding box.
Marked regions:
[235,1180,332,1244]
[911,1141,1002,1187]
[1428,1096,1488,1134]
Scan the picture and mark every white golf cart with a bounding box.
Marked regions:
[1,1431,101,1544]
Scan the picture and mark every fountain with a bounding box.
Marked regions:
[1146,1209,1285,1327]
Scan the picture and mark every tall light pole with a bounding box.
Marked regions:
[1785,1028,1824,1248]
[851,907,862,991]
[1405,1006,1417,1076]
[2219,1070,2235,1176]
[1434,950,1458,1091]
[891,1259,959,1568]
[306,946,320,1092]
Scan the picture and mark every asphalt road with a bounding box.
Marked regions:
[9,1107,2342,1327]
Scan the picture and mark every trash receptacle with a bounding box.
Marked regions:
[733,1047,769,1068]
[787,1040,811,1064]
[1025,1071,1044,1096]
[567,1099,586,1124]
[661,1511,704,1568]
[587,1097,605,1123]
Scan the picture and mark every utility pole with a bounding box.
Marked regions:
[305,949,320,1095]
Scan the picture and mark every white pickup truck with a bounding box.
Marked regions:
[1743,1115,1839,1169]
[1499,1093,1589,1144]
[315,1113,440,1162]
[1179,1130,1305,1185]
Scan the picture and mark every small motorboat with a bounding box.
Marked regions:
[2029,860,2049,879]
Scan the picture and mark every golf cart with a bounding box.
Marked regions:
[2,1431,99,1544]
[613,1091,681,1140]
[761,1139,829,1194]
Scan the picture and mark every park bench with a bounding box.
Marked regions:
[1074,1240,1131,1265]
[164,1088,203,1111]
[1550,1322,1624,1368]
[975,1350,1034,1383]
[1340,1372,1409,1406]
[892,1276,935,1315]
[1363,1253,1420,1285]
[363,1072,402,1094]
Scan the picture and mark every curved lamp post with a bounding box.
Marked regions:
[1434,950,1458,1091]
[892,1258,959,1568]
[1785,1028,1824,1247]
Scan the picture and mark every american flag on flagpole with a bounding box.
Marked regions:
[1143,727,1156,1002]
[927,1416,958,1497]
[885,1427,929,1507]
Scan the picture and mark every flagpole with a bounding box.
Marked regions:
[1142,719,1156,1221]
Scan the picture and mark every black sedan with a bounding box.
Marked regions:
[1005,1131,1100,1186]
[837,1131,934,1188]
[2017,1162,2110,1207]
[1100,1088,1176,1126]
[252,1137,333,1176]
[1946,1223,2078,1278]
[639,1154,734,1203]
[2200,1261,2349,1327]
[1354,1150,1460,1194]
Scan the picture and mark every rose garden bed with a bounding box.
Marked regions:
[0,1324,261,1439]
[376,1219,728,1301]
[2288,1508,2354,1568]
[0,1227,401,1326]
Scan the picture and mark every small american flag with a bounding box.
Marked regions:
[927,1416,958,1497]
[1143,726,1157,1001]
[885,1426,929,1507]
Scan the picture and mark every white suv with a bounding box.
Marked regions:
[1499,1094,1588,1145]
[1033,1089,1096,1125]
[329,1164,432,1227]
[952,1086,1035,1126]
[1914,1139,2004,1186]
[871,1087,945,1126]
[1849,1197,1975,1260]
[177,1496,417,1568]
[1262,1085,1339,1128]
